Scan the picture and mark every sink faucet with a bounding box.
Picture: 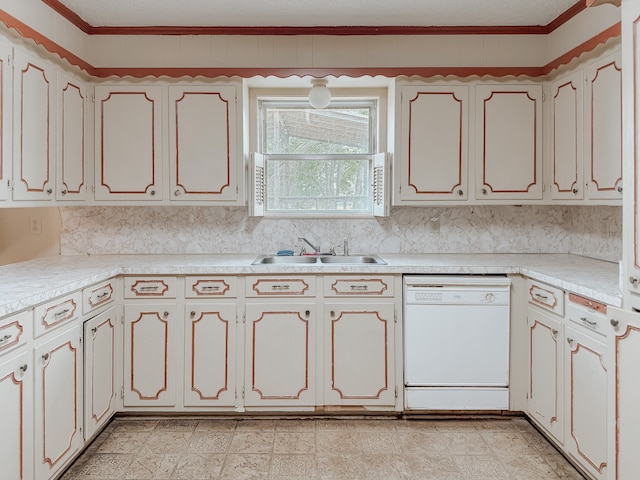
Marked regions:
[298,237,320,254]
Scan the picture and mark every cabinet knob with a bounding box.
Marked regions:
[610,319,619,327]
[19,364,28,373]
[163,311,169,318]
[42,352,50,361]
[304,310,310,318]
[150,190,156,196]
[61,189,67,196]
[330,310,336,317]
[174,190,181,196]
[457,189,464,196]
[566,337,574,345]
[190,311,196,318]
[46,188,53,195]
[618,186,623,193]
[572,188,578,195]
[91,327,97,335]
[482,188,488,195]
[629,276,639,286]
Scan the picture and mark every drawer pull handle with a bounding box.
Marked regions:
[610,319,619,327]
[534,292,549,300]
[581,317,598,327]
[97,291,109,299]
[19,364,28,373]
[201,286,220,291]
[350,285,369,291]
[0,334,12,344]
[139,286,159,291]
[54,308,70,318]
[42,352,50,361]
[271,285,290,290]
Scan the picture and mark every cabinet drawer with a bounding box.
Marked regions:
[34,292,82,338]
[246,276,316,297]
[123,276,177,299]
[83,279,116,314]
[527,279,564,316]
[186,276,237,298]
[566,293,608,337]
[0,310,31,357]
[324,275,395,297]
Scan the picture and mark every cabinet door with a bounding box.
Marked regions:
[0,40,11,201]
[585,53,623,201]
[13,49,54,201]
[94,85,163,201]
[0,351,32,480]
[244,303,315,407]
[324,303,395,406]
[34,325,83,480]
[527,307,563,443]
[550,71,584,200]
[169,85,239,202]
[607,307,640,480]
[123,304,177,407]
[476,84,543,200]
[399,85,468,202]
[84,306,119,439]
[184,303,236,407]
[56,71,87,201]
[564,325,608,480]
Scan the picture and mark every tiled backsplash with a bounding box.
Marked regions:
[59,205,622,262]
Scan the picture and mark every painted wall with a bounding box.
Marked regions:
[0,207,61,265]
[59,205,622,263]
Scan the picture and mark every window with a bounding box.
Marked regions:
[252,98,388,217]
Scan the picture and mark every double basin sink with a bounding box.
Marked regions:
[252,254,386,265]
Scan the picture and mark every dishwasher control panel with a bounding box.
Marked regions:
[406,286,510,306]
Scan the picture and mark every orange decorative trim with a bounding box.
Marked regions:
[251,311,309,400]
[408,91,464,195]
[0,369,24,479]
[60,80,86,195]
[40,0,586,36]
[331,311,388,399]
[330,278,389,296]
[0,9,620,80]
[552,80,580,194]
[174,91,231,195]
[568,293,607,314]
[190,311,229,400]
[191,279,231,296]
[129,279,169,296]
[90,317,115,424]
[529,285,559,309]
[0,320,24,353]
[130,312,169,400]
[41,298,77,330]
[528,320,560,428]
[87,283,114,309]
[251,278,310,296]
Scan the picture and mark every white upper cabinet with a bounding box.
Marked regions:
[94,85,163,201]
[168,85,240,203]
[398,85,469,203]
[585,52,623,201]
[56,72,87,201]
[0,40,10,202]
[476,84,543,201]
[549,71,584,200]
[12,49,55,201]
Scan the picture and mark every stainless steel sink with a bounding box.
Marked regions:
[318,255,386,264]
[252,255,318,265]
[252,254,386,265]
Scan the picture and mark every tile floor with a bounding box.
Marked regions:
[60,416,586,480]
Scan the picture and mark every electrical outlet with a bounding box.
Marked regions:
[29,216,42,235]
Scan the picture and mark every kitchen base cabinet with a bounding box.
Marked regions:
[244,303,316,408]
[324,303,396,407]
[184,304,237,407]
[123,304,178,407]
[527,306,563,443]
[0,350,33,480]
[34,324,83,480]
[84,306,120,440]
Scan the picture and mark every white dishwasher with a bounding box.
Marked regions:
[403,275,511,411]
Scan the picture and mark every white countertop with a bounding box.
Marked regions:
[0,253,621,317]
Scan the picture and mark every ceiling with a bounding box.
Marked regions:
[53,0,580,28]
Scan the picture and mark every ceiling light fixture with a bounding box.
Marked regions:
[308,78,331,109]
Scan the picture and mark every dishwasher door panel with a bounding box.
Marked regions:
[404,303,510,386]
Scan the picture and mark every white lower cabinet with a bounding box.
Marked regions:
[84,306,120,440]
[527,305,563,443]
[34,324,83,480]
[123,304,178,407]
[184,303,237,407]
[324,303,396,406]
[244,303,316,408]
[0,350,33,480]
